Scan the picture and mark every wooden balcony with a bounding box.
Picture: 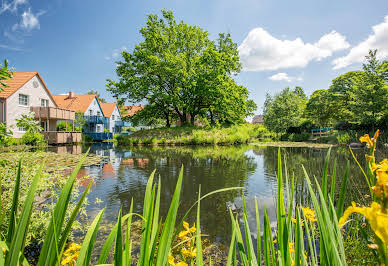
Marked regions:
[42,131,82,144]
[30,107,75,121]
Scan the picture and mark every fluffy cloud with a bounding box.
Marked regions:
[105,46,128,60]
[269,72,303,82]
[0,0,27,14]
[11,8,45,31]
[238,28,349,71]
[332,16,388,69]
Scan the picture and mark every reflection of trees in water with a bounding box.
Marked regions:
[262,146,371,207]
[104,145,258,243]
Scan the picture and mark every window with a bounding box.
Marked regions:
[41,99,49,107]
[89,110,93,116]
[112,115,115,120]
[18,127,26,132]
[97,111,101,116]
[19,94,28,106]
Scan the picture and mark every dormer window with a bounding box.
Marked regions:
[19,94,29,106]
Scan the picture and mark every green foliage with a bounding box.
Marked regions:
[336,132,351,145]
[306,89,345,127]
[107,10,255,126]
[116,124,270,145]
[0,59,13,90]
[57,121,73,131]
[0,123,13,146]
[21,132,46,146]
[75,112,86,128]
[263,87,307,133]
[349,50,388,128]
[281,132,312,142]
[87,89,106,103]
[16,113,43,133]
[82,134,93,143]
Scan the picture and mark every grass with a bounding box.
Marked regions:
[115,124,275,146]
[1,137,386,265]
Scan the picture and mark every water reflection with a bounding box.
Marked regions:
[70,143,374,246]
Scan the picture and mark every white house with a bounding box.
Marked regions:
[53,92,107,133]
[100,102,122,133]
[0,71,57,138]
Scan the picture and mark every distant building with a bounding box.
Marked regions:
[100,102,126,133]
[54,92,107,134]
[252,115,264,125]
[121,104,144,117]
[0,71,80,144]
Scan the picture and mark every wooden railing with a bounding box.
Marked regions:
[30,107,75,120]
[41,131,81,144]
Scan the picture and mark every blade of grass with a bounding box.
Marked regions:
[155,166,184,266]
[196,185,203,265]
[255,197,262,265]
[75,208,105,266]
[322,147,331,203]
[124,199,133,266]
[6,159,22,245]
[38,151,89,266]
[242,194,258,265]
[336,161,349,218]
[114,208,123,266]
[5,161,43,266]
[226,215,236,266]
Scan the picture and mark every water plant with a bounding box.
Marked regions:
[1,131,387,265]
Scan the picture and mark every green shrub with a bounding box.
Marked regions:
[82,134,93,143]
[21,132,46,146]
[336,132,351,145]
[56,121,73,131]
[0,122,13,146]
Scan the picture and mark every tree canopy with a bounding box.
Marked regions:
[107,10,256,126]
[87,89,106,103]
[263,87,307,133]
[0,60,12,92]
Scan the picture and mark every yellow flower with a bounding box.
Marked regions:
[291,217,304,226]
[289,242,295,253]
[181,247,196,258]
[360,130,379,150]
[61,243,81,265]
[299,206,317,223]
[168,255,188,266]
[178,221,196,240]
[273,239,277,244]
[339,202,388,244]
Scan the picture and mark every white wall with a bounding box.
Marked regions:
[84,97,105,133]
[6,75,56,138]
[108,105,121,132]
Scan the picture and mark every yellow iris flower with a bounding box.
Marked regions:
[178,221,196,240]
[300,206,317,223]
[339,202,388,244]
[181,247,196,258]
[359,129,379,150]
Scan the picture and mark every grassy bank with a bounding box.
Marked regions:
[115,124,275,145]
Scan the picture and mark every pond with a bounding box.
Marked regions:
[65,142,381,249]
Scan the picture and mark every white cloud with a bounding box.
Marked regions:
[269,72,303,82]
[238,28,349,71]
[332,16,388,69]
[0,44,23,51]
[105,46,127,60]
[0,0,27,14]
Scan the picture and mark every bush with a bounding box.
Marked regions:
[82,134,93,143]
[56,121,73,131]
[127,126,137,132]
[336,132,351,145]
[0,122,13,146]
[281,133,312,142]
[21,132,46,146]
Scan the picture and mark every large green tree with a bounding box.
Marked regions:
[87,89,106,103]
[349,50,388,128]
[107,10,255,126]
[263,87,307,133]
[305,89,344,127]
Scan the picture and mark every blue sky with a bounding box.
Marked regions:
[1,0,388,115]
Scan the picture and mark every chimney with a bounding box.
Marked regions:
[68,91,75,99]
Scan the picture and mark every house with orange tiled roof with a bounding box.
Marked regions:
[100,102,126,133]
[0,71,81,143]
[121,104,144,117]
[53,92,108,135]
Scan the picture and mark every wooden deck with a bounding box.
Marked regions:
[30,106,75,120]
[42,131,82,144]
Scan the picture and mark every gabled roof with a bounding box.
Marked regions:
[0,71,57,106]
[100,102,119,118]
[53,93,98,113]
[122,104,144,117]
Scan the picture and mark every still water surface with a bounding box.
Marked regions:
[60,143,377,246]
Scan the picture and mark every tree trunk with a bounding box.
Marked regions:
[165,112,170,128]
[190,113,195,125]
[209,109,214,126]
